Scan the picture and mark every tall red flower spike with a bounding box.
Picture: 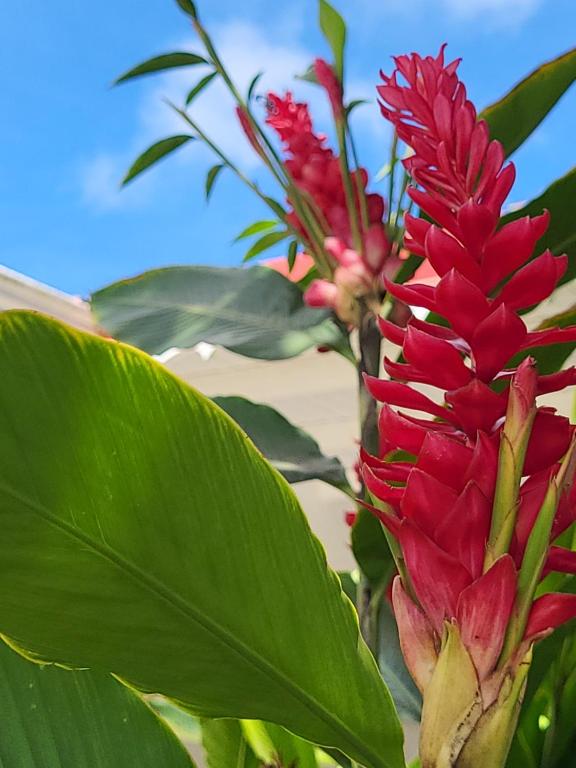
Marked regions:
[361,47,576,766]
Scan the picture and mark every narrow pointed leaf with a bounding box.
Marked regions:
[346,99,369,117]
[123,135,194,185]
[116,52,208,84]
[186,71,217,105]
[263,196,287,218]
[205,163,225,200]
[243,230,290,262]
[318,0,346,79]
[91,266,345,360]
[174,0,198,18]
[0,639,195,767]
[213,396,348,488]
[247,72,264,101]
[0,311,404,768]
[234,220,279,242]
[288,240,298,271]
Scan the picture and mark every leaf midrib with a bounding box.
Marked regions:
[0,480,387,768]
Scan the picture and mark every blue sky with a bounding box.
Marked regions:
[1,0,574,297]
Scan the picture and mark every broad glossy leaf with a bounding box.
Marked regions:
[186,72,217,105]
[213,396,349,489]
[91,266,343,360]
[243,230,290,262]
[123,136,194,185]
[205,163,225,201]
[318,0,346,79]
[116,52,207,84]
[0,311,404,768]
[0,639,195,767]
[202,720,259,768]
[481,47,576,156]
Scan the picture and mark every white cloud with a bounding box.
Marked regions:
[356,0,541,28]
[79,16,387,211]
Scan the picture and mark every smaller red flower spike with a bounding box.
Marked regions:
[245,90,392,323]
[359,47,576,723]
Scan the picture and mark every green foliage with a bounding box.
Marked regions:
[205,163,225,200]
[202,720,260,768]
[0,639,195,767]
[122,136,194,185]
[91,266,344,360]
[186,71,217,105]
[115,52,207,84]
[287,240,298,271]
[174,0,198,18]
[0,311,404,768]
[213,395,349,489]
[482,47,576,157]
[234,220,279,242]
[247,72,264,101]
[243,230,290,262]
[318,0,346,79]
[351,509,394,588]
[378,601,422,723]
[242,720,319,768]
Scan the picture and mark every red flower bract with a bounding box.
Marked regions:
[361,47,576,694]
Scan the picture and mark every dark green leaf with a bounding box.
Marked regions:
[185,71,217,105]
[0,310,404,768]
[346,99,368,117]
[116,52,208,84]
[234,220,279,242]
[91,265,345,361]
[288,240,298,271]
[205,163,225,201]
[0,639,195,767]
[482,48,576,156]
[318,0,346,79]
[243,230,290,262]
[243,721,318,768]
[213,395,349,488]
[202,720,259,768]
[247,72,264,102]
[174,0,198,18]
[351,508,394,587]
[123,135,194,185]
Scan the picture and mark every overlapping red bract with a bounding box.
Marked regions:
[360,47,576,690]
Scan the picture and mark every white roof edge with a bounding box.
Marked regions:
[0,264,87,307]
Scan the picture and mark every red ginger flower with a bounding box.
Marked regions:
[360,47,576,762]
[260,87,391,321]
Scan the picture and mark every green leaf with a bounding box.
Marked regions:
[243,230,290,262]
[378,603,422,723]
[318,0,346,79]
[205,163,225,201]
[234,220,279,242]
[351,508,393,587]
[247,72,264,102]
[481,47,576,157]
[212,395,349,488]
[288,240,298,271]
[263,196,287,218]
[296,64,319,85]
[0,639,195,767]
[345,99,368,117]
[243,721,319,768]
[123,135,194,185]
[0,310,404,768]
[185,71,217,105]
[174,0,198,18]
[92,265,344,360]
[116,52,208,84]
[202,720,259,768]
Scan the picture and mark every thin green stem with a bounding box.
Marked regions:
[336,120,362,254]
